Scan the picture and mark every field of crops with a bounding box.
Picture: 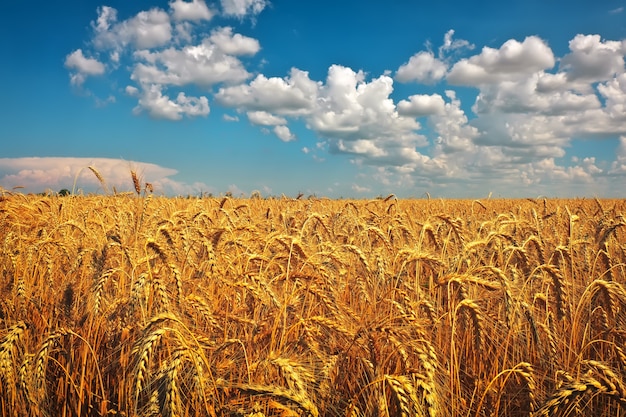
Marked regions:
[1,194,625,416]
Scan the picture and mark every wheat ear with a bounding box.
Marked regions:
[0,322,28,407]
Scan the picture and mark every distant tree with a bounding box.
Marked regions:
[58,189,71,196]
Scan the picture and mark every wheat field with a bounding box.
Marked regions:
[0,192,625,416]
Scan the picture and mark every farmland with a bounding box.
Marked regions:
[1,194,625,416]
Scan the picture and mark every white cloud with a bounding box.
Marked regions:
[535,72,569,92]
[215,68,318,114]
[0,157,210,195]
[133,84,210,120]
[209,27,260,55]
[93,6,172,50]
[65,49,105,75]
[610,136,626,174]
[397,94,446,117]
[169,0,214,21]
[435,38,606,185]
[447,36,555,85]
[336,139,387,157]
[291,65,431,169]
[94,6,117,32]
[598,73,626,118]
[311,65,420,142]
[439,32,626,187]
[352,184,371,193]
[472,73,601,115]
[95,95,116,108]
[273,125,295,142]
[65,14,626,197]
[560,34,626,83]
[131,33,256,87]
[439,29,474,58]
[127,27,259,93]
[395,51,447,84]
[220,0,268,18]
[432,90,479,154]
[64,49,105,86]
[217,64,432,167]
[220,64,431,164]
[396,30,473,84]
[125,85,139,96]
[223,114,239,121]
[247,110,287,125]
[530,158,598,183]
[226,183,246,195]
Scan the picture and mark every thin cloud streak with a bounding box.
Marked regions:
[0,157,210,196]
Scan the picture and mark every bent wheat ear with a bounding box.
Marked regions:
[535,376,626,416]
[385,374,420,417]
[455,299,483,351]
[88,165,109,194]
[226,381,320,417]
[539,264,569,320]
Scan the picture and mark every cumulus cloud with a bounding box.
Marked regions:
[396,30,472,84]
[397,94,446,117]
[124,27,259,117]
[438,31,626,190]
[93,6,172,50]
[65,49,105,75]
[273,125,295,142]
[169,0,214,21]
[64,49,106,86]
[131,39,254,87]
[530,158,599,183]
[472,73,601,115]
[560,34,626,83]
[209,27,260,55]
[69,4,269,119]
[431,90,479,154]
[216,68,318,114]
[447,36,555,85]
[598,73,626,118]
[310,65,426,157]
[247,110,287,125]
[396,51,447,84]
[0,157,211,195]
[220,0,268,18]
[133,84,210,120]
[125,85,139,96]
[220,64,431,166]
[352,184,371,193]
[65,9,626,197]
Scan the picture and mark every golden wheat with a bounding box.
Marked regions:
[0,193,625,416]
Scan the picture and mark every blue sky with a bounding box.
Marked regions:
[1,0,625,198]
